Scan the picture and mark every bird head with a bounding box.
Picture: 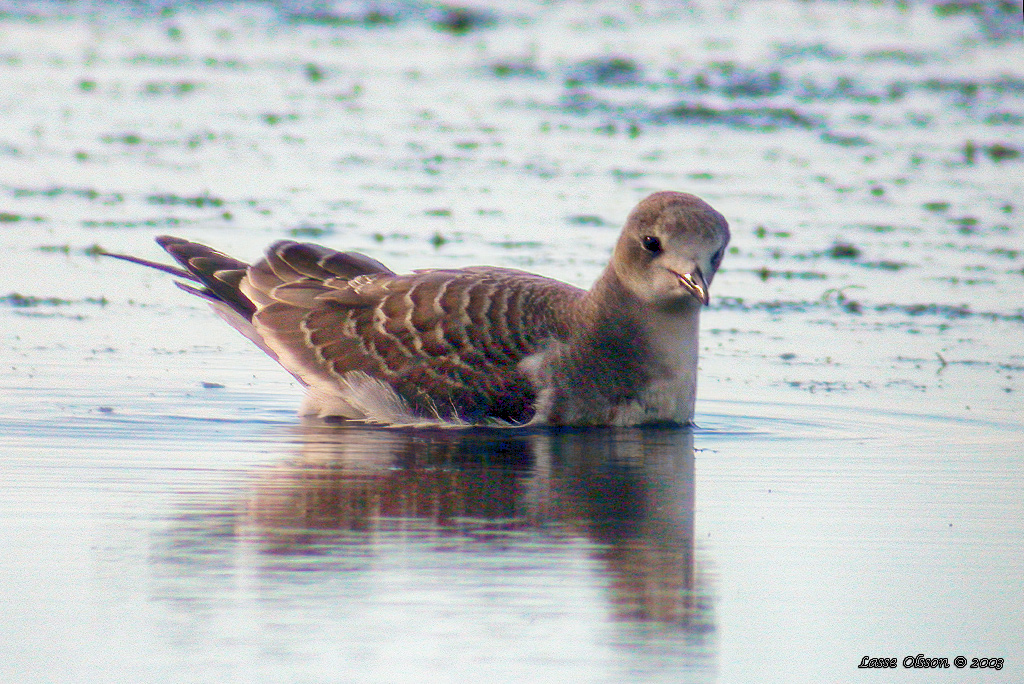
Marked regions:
[612,191,730,309]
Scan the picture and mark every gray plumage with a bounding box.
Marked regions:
[103,191,730,426]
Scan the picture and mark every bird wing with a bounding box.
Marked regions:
[236,241,584,423]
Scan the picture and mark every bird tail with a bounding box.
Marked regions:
[100,235,255,320]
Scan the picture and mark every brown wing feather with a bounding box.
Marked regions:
[244,243,584,423]
[130,236,582,423]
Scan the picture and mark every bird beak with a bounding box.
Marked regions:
[676,268,710,306]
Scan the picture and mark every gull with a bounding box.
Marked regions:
[103,191,730,426]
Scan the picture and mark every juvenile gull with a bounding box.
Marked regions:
[104,191,730,426]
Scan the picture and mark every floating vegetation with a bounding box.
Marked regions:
[507,53,1024,141]
[554,91,821,131]
[672,62,787,98]
[714,296,1023,322]
[125,53,189,67]
[821,132,871,147]
[100,133,143,145]
[0,209,46,223]
[985,144,1021,162]
[82,218,184,228]
[932,0,1009,18]
[932,0,1022,39]
[201,56,246,70]
[303,63,326,83]
[289,224,333,238]
[861,260,910,271]
[610,168,643,181]
[565,215,608,227]
[775,42,845,62]
[9,186,124,204]
[951,216,979,233]
[827,242,861,259]
[431,6,495,35]
[785,380,855,393]
[962,141,1024,164]
[284,5,495,33]
[36,243,105,256]
[985,112,1024,125]
[146,193,224,209]
[2,292,107,307]
[142,81,200,96]
[489,60,544,79]
[863,49,928,66]
[592,122,641,137]
[653,102,817,130]
[565,57,641,86]
[263,113,299,126]
[285,10,398,28]
[755,267,828,281]
[881,303,973,318]
[492,241,543,250]
[2,292,70,307]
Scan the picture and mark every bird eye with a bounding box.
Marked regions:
[641,235,661,253]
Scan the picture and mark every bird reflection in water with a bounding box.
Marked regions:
[238,423,711,630]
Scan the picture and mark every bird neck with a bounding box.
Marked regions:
[582,263,701,324]
[575,265,702,376]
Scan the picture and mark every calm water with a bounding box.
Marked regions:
[1,1,1022,682]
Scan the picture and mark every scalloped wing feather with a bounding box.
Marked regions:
[237,242,583,424]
